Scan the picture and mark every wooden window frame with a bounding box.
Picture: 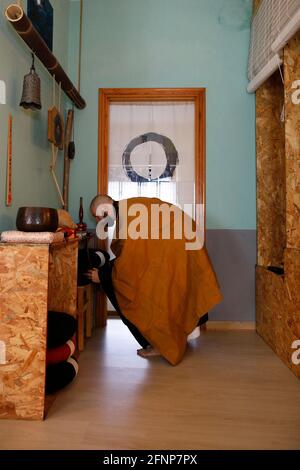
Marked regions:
[98,87,206,224]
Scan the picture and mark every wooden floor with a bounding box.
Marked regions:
[1,319,300,450]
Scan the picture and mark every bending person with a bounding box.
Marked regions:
[85,195,222,365]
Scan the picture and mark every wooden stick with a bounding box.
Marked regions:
[50,143,64,207]
[50,168,64,207]
[63,109,74,210]
[6,114,13,207]
[58,81,61,112]
[53,74,55,107]
[53,146,58,168]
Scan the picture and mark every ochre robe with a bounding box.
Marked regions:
[111,197,222,365]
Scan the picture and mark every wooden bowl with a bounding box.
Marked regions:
[16,207,58,232]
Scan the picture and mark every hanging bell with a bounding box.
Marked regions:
[20,53,42,110]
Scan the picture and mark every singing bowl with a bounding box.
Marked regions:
[16,207,58,232]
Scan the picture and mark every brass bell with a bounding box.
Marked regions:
[20,53,41,110]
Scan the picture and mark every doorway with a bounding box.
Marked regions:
[97,88,206,324]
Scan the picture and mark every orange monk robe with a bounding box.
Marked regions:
[111,197,222,365]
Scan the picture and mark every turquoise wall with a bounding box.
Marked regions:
[68,0,255,230]
[0,0,70,231]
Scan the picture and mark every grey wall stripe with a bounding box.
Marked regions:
[206,230,256,322]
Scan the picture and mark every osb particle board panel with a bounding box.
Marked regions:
[48,240,78,317]
[284,31,300,249]
[256,71,286,267]
[0,244,48,420]
[284,248,300,338]
[256,249,300,380]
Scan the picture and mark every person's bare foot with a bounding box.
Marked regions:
[137,346,161,358]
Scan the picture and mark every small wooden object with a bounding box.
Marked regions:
[6,114,12,207]
[63,109,74,210]
[76,197,87,238]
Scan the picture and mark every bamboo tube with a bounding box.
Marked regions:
[5,4,86,109]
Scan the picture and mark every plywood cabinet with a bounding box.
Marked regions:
[0,239,78,420]
[255,17,300,379]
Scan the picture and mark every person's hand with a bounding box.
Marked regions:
[84,268,100,283]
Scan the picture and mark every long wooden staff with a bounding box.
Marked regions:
[63,109,74,210]
[49,78,64,206]
[6,114,13,207]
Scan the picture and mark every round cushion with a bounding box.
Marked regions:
[47,312,77,348]
[46,357,78,395]
[46,336,76,366]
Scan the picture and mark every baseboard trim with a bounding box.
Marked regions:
[207,321,255,330]
[108,312,255,330]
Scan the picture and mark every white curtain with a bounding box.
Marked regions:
[108,101,195,207]
[107,101,195,310]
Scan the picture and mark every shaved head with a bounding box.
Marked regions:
[90,194,116,227]
[90,194,114,215]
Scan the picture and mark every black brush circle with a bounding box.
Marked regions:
[122,132,179,183]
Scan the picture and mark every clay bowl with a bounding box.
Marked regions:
[16,207,58,232]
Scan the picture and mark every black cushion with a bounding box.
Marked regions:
[47,311,77,348]
[46,357,78,395]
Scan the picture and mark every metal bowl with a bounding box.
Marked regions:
[16,207,58,232]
